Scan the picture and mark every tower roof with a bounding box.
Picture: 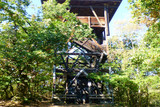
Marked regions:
[41,0,122,21]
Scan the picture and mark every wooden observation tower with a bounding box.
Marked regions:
[41,0,122,104]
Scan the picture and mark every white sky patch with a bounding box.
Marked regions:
[26,0,42,17]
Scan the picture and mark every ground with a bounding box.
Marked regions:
[0,100,114,107]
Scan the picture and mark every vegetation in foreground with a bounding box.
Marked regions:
[0,0,159,106]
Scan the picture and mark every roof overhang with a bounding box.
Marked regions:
[41,0,122,21]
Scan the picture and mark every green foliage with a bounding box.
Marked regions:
[0,0,93,103]
[144,22,160,48]
[0,0,159,106]
[96,1,160,106]
[128,0,159,26]
[111,76,139,106]
[100,18,160,106]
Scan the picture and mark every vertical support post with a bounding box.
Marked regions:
[65,75,68,94]
[88,81,91,104]
[88,16,91,28]
[60,54,69,72]
[52,65,56,99]
[66,55,69,69]
[64,73,68,103]
[104,5,110,56]
[101,81,104,93]
[109,67,114,104]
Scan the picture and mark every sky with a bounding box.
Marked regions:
[27,0,132,36]
[109,0,132,36]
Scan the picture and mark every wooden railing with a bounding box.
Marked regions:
[77,16,105,28]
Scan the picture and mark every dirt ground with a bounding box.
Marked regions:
[0,100,114,107]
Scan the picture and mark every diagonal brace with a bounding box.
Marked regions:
[90,6,103,27]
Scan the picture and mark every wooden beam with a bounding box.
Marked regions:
[91,38,103,51]
[73,39,104,53]
[60,54,69,72]
[70,5,119,9]
[77,16,105,24]
[90,6,103,27]
[71,54,81,69]
[104,6,109,55]
[57,52,101,56]
[56,68,109,73]
[91,25,105,28]
[88,16,91,28]
[104,7,110,36]
[71,0,121,1]
[77,16,105,28]
[58,0,121,2]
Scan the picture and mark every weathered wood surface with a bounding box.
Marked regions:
[42,0,122,3]
[40,0,117,104]
[57,52,102,56]
[41,0,122,21]
[57,0,121,2]
[77,16,105,27]
[73,38,104,53]
[56,68,109,73]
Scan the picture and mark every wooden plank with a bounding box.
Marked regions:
[77,16,105,25]
[73,39,104,53]
[90,6,103,27]
[88,16,91,28]
[90,94,105,96]
[91,25,105,28]
[77,16,88,23]
[57,52,101,56]
[56,68,109,73]
[91,38,103,51]
[91,17,105,25]
[57,0,121,2]
[89,97,106,99]
[104,7,109,36]
[104,5,109,55]
[71,5,119,9]
[72,0,121,1]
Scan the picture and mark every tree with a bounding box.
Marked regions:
[0,0,93,103]
[98,0,160,106]
[99,5,160,104]
[110,19,145,50]
[128,0,159,27]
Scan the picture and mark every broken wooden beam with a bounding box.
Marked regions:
[57,52,101,56]
[73,38,104,53]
